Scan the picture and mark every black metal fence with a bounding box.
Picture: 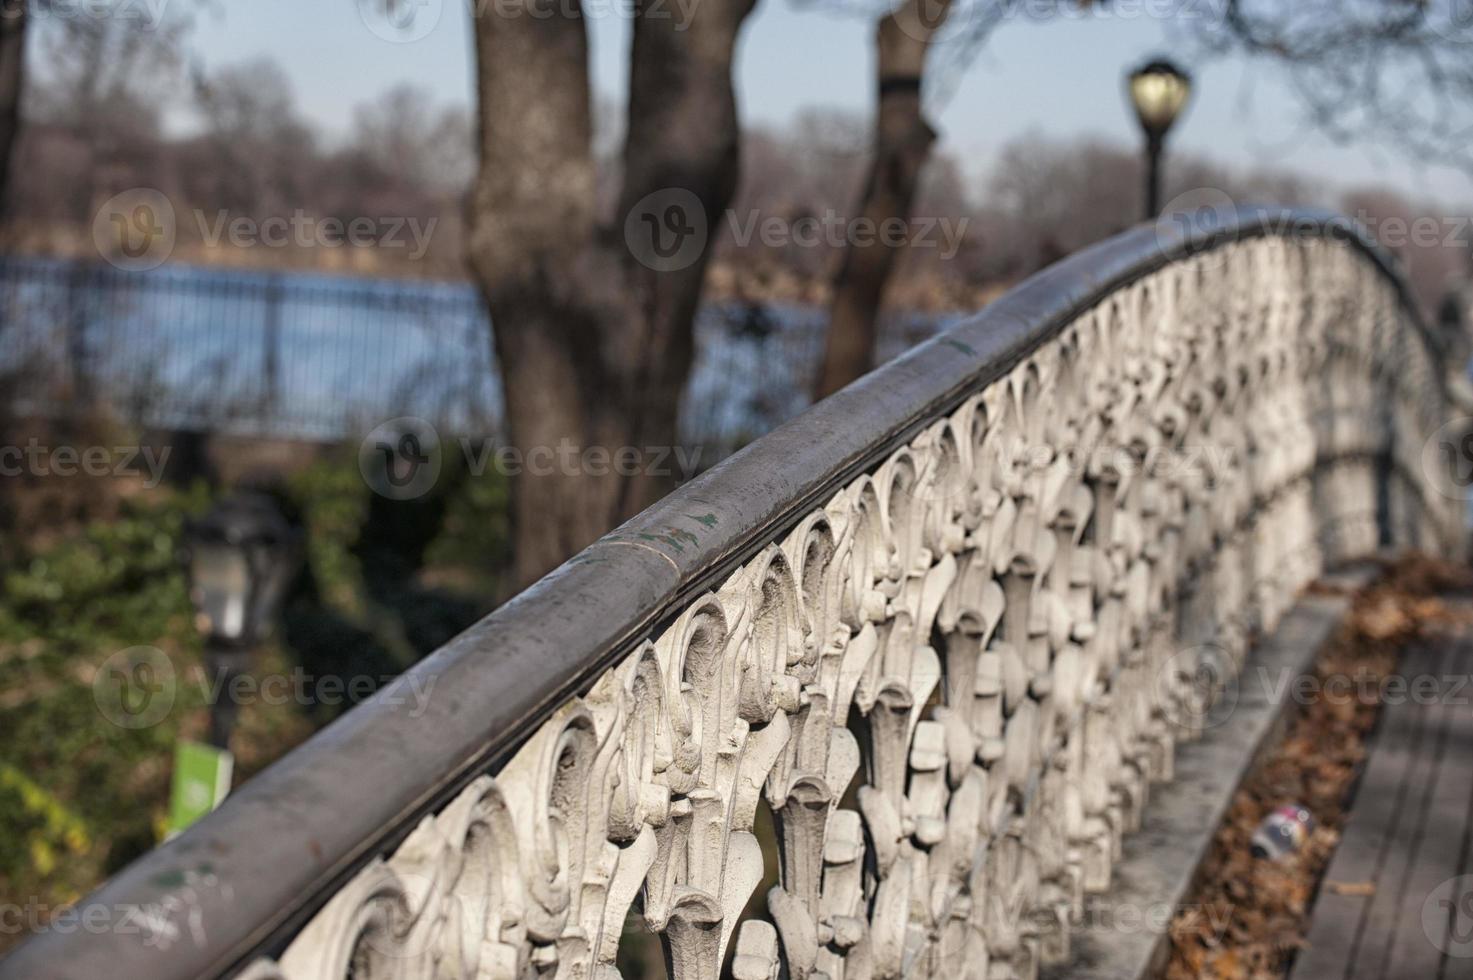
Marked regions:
[0,256,948,461]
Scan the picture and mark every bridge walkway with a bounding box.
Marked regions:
[1293,611,1473,979]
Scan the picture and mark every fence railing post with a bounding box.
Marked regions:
[260,274,283,431]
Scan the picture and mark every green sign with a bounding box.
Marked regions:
[167,740,233,836]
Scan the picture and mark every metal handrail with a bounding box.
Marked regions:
[2,207,1444,980]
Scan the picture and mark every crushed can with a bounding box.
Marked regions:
[1250,804,1315,860]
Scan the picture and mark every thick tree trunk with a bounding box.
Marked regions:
[613,0,753,512]
[813,0,951,401]
[469,0,756,590]
[0,1,27,460]
[0,1,26,218]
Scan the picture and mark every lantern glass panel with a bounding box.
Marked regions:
[1130,70,1190,133]
[190,542,252,642]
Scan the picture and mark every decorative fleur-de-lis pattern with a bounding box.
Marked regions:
[247,237,1462,980]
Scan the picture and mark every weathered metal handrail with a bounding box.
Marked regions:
[5,208,1464,980]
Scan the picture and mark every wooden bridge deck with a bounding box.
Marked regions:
[1292,621,1473,979]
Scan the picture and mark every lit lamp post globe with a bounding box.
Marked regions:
[183,492,300,749]
[1127,58,1192,219]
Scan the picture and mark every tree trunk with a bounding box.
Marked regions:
[469,0,756,590]
[0,0,26,219]
[813,0,951,401]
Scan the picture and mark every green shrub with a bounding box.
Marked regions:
[0,454,510,949]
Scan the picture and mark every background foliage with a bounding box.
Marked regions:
[0,450,510,950]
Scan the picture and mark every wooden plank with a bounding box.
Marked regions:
[1292,643,1439,980]
[1297,892,1374,979]
[1347,643,1451,980]
[1382,635,1473,978]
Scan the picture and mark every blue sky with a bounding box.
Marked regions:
[183,0,1471,206]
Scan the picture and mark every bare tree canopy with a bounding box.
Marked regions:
[351,83,474,198]
[815,0,959,399]
[814,0,1473,399]
[1191,0,1473,172]
[0,0,201,221]
[30,0,197,135]
[189,58,318,217]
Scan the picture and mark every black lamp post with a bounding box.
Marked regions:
[1127,58,1193,220]
[183,492,300,749]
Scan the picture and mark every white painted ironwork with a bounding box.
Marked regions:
[245,236,1461,980]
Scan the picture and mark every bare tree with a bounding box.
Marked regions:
[814,0,1473,396]
[468,0,759,587]
[1341,186,1473,318]
[983,132,1322,283]
[7,1,197,406]
[15,52,478,275]
[187,58,318,218]
[1191,0,1473,172]
[351,83,474,198]
[7,3,197,230]
[713,110,977,308]
[330,83,472,274]
[0,1,26,218]
[29,0,197,214]
[814,0,960,398]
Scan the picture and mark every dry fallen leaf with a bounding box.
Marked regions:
[1324,881,1375,897]
[1161,556,1469,979]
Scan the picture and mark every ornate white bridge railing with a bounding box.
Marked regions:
[6,210,1466,980]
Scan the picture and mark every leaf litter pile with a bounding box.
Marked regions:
[1161,555,1473,979]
